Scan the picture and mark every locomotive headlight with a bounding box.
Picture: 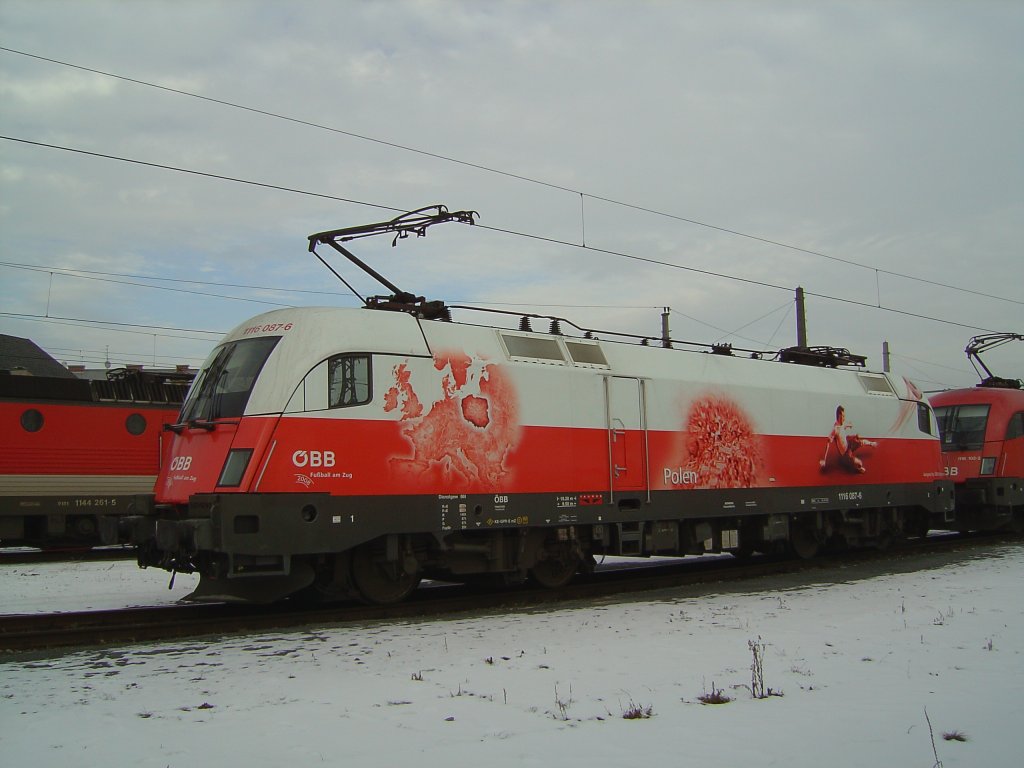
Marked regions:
[218,448,253,487]
[980,457,996,476]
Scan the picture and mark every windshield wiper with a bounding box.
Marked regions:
[161,419,217,432]
[163,418,239,434]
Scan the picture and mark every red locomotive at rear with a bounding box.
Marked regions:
[1,345,193,548]
[929,333,1023,532]
[930,387,1023,531]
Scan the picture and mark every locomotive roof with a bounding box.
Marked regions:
[219,306,911,409]
[930,385,1024,411]
[222,306,875,369]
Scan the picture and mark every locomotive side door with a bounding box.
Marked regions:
[605,376,649,495]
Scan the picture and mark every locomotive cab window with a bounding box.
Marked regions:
[285,354,372,412]
[180,336,280,421]
[934,403,990,451]
[329,354,371,408]
[917,403,934,436]
[1007,412,1024,441]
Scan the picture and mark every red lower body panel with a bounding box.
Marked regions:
[157,414,944,501]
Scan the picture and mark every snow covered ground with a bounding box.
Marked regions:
[1,544,1021,767]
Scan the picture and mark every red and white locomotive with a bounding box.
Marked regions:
[119,208,953,603]
[929,333,1024,532]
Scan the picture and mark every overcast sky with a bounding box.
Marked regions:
[1,0,1021,389]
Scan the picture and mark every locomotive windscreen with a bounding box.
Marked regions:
[934,403,990,451]
[180,336,280,421]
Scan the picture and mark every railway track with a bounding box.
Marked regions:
[1,531,1016,655]
[0,546,136,565]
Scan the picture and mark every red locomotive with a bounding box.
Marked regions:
[929,333,1024,532]
[115,208,953,603]
[1,336,193,548]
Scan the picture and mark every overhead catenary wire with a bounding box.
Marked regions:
[45,344,207,362]
[0,136,404,214]
[0,344,201,364]
[890,357,963,391]
[0,45,580,195]
[1,260,304,308]
[0,261,661,312]
[9,347,206,367]
[0,311,225,340]
[0,279,981,391]
[666,303,792,349]
[0,135,1002,336]
[0,265,678,334]
[764,303,795,349]
[888,351,974,376]
[710,300,794,349]
[474,222,997,334]
[0,261,356,298]
[1,44,1018,308]
[722,300,793,337]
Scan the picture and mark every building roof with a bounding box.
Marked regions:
[0,334,76,378]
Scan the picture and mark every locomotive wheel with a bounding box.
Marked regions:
[875,530,894,551]
[297,553,357,604]
[730,543,755,561]
[350,543,421,604]
[789,524,820,560]
[529,550,580,589]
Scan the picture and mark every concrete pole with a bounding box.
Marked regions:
[795,287,807,347]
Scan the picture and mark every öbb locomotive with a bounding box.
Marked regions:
[929,333,1024,533]
[112,208,954,603]
[1,352,194,549]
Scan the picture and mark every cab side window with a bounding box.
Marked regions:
[917,403,934,436]
[329,354,371,408]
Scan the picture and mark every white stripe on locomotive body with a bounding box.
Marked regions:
[225,306,930,444]
[0,474,157,495]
